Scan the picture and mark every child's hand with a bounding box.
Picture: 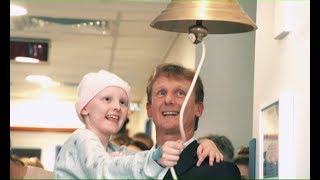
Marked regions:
[156,140,184,167]
[197,139,224,166]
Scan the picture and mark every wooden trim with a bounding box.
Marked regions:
[10,126,77,133]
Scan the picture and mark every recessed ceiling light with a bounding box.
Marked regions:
[25,75,60,88]
[15,56,40,63]
[10,4,27,16]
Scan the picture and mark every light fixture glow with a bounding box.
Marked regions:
[25,75,60,88]
[10,4,27,16]
[15,56,40,63]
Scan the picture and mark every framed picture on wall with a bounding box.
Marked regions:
[258,93,294,179]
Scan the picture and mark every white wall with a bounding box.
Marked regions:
[10,98,84,128]
[254,0,310,178]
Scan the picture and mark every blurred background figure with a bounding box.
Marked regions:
[198,134,235,162]
[127,140,149,151]
[265,142,278,165]
[10,138,53,179]
[132,132,153,150]
[18,156,44,169]
[110,133,132,146]
[263,142,279,178]
[234,146,249,180]
[10,154,28,179]
[117,118,130,134]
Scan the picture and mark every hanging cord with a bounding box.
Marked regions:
[170,40,206,180]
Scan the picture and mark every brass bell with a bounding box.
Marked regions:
[150,0,258,43]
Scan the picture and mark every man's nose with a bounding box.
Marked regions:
[164,93,174,104]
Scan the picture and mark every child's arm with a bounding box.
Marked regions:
[197,139,224,166]
[56,130,182,179]
[78,134,161,179]
[82,137,183,179]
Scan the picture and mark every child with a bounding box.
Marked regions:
[54,70,222,179]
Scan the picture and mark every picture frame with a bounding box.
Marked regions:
[258,93,294,179]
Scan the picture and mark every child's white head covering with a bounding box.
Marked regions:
[75,70,130,123]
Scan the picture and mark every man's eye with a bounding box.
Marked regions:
[177,91,185,97]
[158,90,166,96]
[105,97,110,101]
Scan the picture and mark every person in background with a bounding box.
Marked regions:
[234,146,249,180]
[132,132,154,149]
[118,117,130,134]
[54,69,222,179]
[10,139,53,179]
[265,142,278,165]
[110,133,132,146]
[199,134,235,162]
[127,140,149,151]
[10,154,27,179]
[18,156,44,169]
[263,142,279,178]
[146,63,241,179]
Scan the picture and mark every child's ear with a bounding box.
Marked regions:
[80,107,89,116]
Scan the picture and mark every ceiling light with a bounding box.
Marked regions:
[10,16,111,35]
[25,75,60,88]
[15,56,40,63]
[10,4,27,16]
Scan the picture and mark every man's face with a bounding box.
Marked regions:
[147,75,203,134]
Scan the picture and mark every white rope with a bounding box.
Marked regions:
[170,40,206,180]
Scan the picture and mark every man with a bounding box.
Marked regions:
[146,63,241,179]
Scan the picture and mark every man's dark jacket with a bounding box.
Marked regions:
[164,140,241,179]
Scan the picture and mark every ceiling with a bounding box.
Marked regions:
[10,0,178,106]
